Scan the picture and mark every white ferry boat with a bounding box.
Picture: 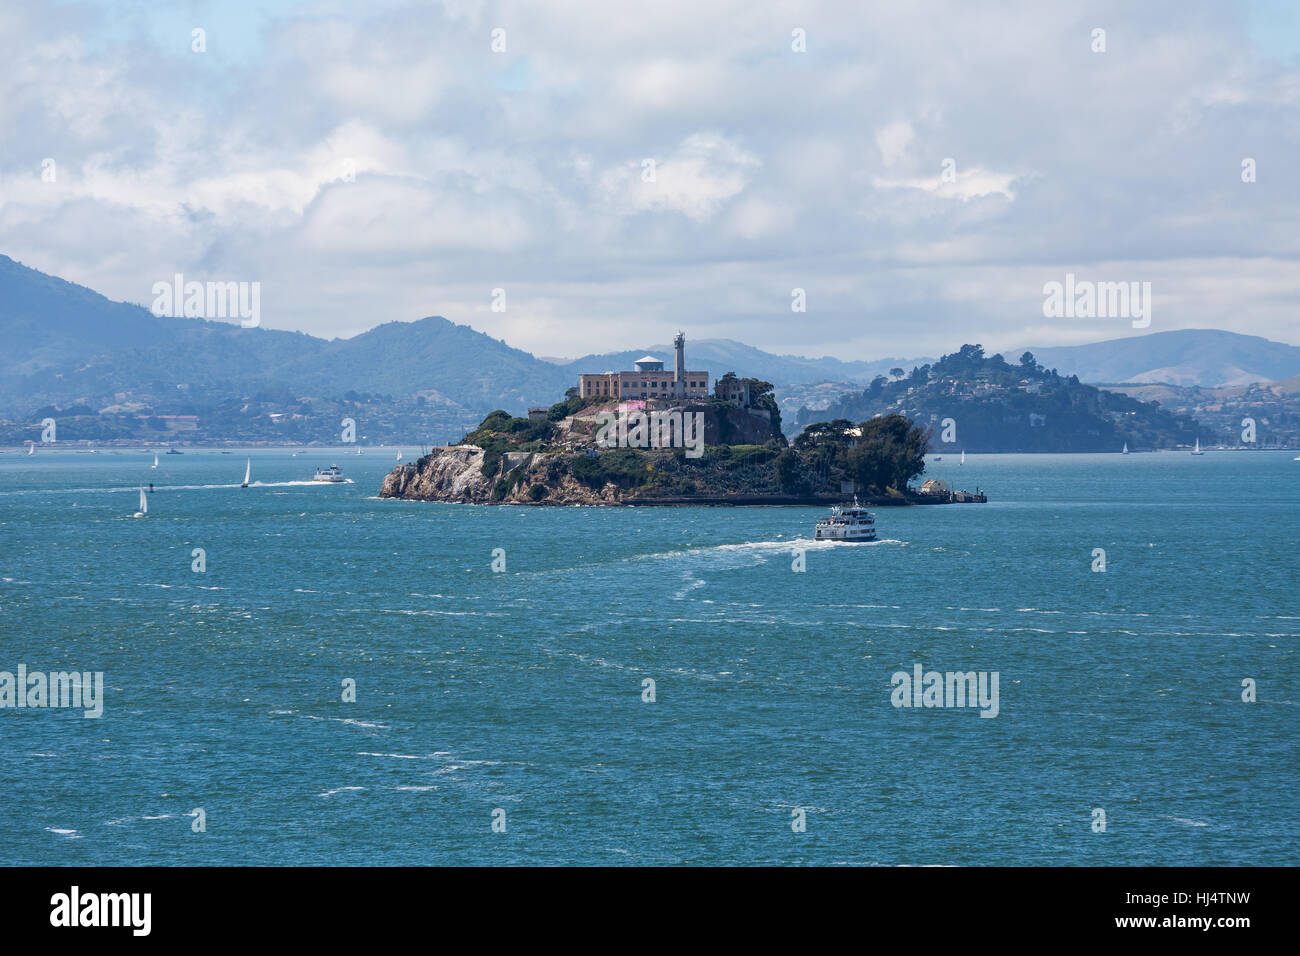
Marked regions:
[312,465,346,483]
[814,497,877,541]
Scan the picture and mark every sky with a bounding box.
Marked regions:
[2,0,1299,360]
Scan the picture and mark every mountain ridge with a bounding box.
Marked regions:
[1014,329,1300,387]
[4,255,1299,434]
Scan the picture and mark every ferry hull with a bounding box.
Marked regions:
[814,529,877,542]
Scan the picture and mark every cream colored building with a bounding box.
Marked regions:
[578,333,709,401]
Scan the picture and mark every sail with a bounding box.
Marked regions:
[960,450,966,465]
[153,454,158,467]
[139,487,147,514]
[243,458,251,485]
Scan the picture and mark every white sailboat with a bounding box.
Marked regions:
[356,447,362,456]
[396,449,402,461]
[1122,443,1129,454]
[241,458,251,488]
[27,442,34,456]
[133,486,147,518]
[152,454,159,469]
[960,449,966,466]
[1191,438,1203,456]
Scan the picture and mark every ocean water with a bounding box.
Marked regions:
[0,447,1296,866]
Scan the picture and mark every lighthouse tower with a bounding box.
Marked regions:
[673,331,686,398]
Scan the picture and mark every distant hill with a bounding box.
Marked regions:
[1016,329,1300,387]
[0,255,568,423]
[1102,374,1300,446]
[0,255,914,427]
[797,345,1198,452]
[0,254,325,413]
[270,316,571,411]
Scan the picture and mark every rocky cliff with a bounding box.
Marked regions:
[379,444,627,505]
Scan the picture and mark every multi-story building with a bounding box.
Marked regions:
[714,376,751,408]
[578,332,710,401]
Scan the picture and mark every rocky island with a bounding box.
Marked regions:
[381,334,982,506]
[379,395,953,507]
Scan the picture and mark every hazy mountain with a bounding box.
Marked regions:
[270,316,571,410]
[1016,329,1300,387]
[0,255,918,421]
[5,253,1296,446]
[0,255,565,419]
[0,254,328,414]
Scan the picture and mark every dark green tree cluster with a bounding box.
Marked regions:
[846,414,930,493]
[792,414,929,494]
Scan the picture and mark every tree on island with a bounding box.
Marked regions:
[774,447,809,494]
[792,414,928,495]
[848,414,929,494]
[740,377,781,433]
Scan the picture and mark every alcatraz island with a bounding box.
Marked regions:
[379,332,982,506]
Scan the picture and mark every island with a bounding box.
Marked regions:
[379,398,977,507]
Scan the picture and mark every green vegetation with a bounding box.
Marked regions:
[685,443,779,469]
[774,447,808,494]
[546,389,607,421]
[460,410,556,477]
[793,413,929,494]
[569,449,649,490]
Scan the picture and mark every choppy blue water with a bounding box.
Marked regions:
[0,447,1296,865]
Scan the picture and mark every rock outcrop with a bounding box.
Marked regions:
[380,445,627,505]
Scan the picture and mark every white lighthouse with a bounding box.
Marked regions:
[673,331,686,398]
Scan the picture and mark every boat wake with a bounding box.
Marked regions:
[640,537,905,563]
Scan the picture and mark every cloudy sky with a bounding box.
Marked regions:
[3,0,1299,359]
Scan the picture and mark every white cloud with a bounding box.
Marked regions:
[873,166,1020,201]
[596,133,759,222]
[1,0,1298,357]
